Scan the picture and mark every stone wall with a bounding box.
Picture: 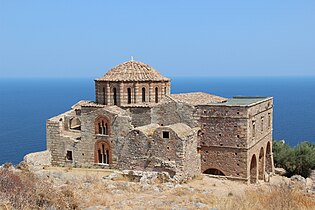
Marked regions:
[47,103,133,168]
[127,107,152,127]
[95,81,171,106]
[195,98,274,183]
[151,98,197,127]
[118,123,201,181]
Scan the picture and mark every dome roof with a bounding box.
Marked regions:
[96,60,170,82]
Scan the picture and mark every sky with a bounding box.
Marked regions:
[0,1,314,78]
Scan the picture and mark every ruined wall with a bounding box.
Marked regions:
[127,107,152,127]
[78,106,133,167]
[118,129,153,170]
[150,125,200,180]
[47,119,64,165]
[182,128,201,179]
[151,99,197,127]
[47,104,133,168]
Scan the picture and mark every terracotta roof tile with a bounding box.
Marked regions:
[96,60,170,82]
[170,92,227,105]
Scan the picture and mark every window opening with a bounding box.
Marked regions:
[103,87,106,105]
[113,88,117,105]
[142,87,146,102]
[252,121,256,137]
[66,151,73,161]
[127,88,132,104]
[163,131,170,139]
[155,87,158,103]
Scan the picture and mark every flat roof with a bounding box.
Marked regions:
[222,96,272,106]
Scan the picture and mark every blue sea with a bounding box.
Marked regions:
[0,77,314,165]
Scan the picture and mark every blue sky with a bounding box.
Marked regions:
[0,1,314,78]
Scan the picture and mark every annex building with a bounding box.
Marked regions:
[47,60,274,183]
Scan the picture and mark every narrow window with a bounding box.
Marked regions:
[155,87,158,103]
[261,116,264,132]
[103,87,106,105]
[142,87,146,102]
[66,151,73,161]
[163,131,170,139]
[98,149,102,163]
[106,150,109,164]
[164,87,167,94]
[98,122,102,134]
[268,113,271,128]
[105,123,108,135]
[252,121,256,137]
[102,145,106,164]
[113,88,117,105]
[99,144,109,164]
[127,88,132,104]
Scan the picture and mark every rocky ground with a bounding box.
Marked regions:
[5,163,315,210]
[1,160,315,210]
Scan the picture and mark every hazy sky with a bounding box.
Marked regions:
[0,1,314,78]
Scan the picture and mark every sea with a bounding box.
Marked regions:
[0,77,314,165]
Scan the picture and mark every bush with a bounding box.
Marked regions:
[273,140,315,178]
[0,168,79,209]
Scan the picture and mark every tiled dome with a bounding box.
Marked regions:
[96,60,170,82]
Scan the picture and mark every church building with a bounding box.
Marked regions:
[47,59,274,183]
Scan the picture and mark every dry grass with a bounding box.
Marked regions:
[0,168,79,209]
[1,167,315,210]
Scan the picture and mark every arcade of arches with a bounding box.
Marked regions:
[249,141,273,184]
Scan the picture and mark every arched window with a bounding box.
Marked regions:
[97,120,108,135]
[95,117,110,135]
[155,87,158,103]
[113,88,117,105]
[103,87,106,105]
[164,86,167,94]
[95,141,111,165]
[142,87,146,102]
[127,88,132,104]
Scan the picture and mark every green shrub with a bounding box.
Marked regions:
[273,140,315,178]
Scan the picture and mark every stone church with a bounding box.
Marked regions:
[47,59,274,183]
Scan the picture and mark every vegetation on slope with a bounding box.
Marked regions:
[273,140,315,178]
[1,165,315,210]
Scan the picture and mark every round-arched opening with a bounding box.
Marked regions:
[94,140,112,165]
[265,141,272,173]
[113,87,117,105]
[250,154,257,184]
[127,87,132,104]
[95,116,110,135]
[203,168,225,176]
[258,147,265,180]
[155,87,159,103]
[142,87,146,102]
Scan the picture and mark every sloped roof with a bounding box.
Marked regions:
[166,123,193,139]
[135,123,160,137]
[170,92,227,106]
[96,60,170,82]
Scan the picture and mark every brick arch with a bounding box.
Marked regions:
[265,141,272,173]
[94,140,112,164]
[203,168,225,176]
[258,147,265,180]
[250,154,258,184]
[95,116,110,135]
